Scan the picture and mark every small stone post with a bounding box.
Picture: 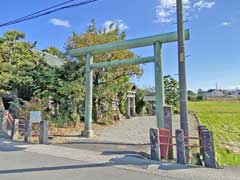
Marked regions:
[150,128,160,161]
[132,95,136,117]
[0,97,4,130]
[24,121,30,143]
[198,125,207,156]
[126,96,131,119]
[39,120,48,144]
[202,130,216,168]
[10,119,19,139]
[1,111,7,132]
[164,106,173,159]
[176,129,186,164]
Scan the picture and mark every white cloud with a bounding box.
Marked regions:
[103,19,128,32]
[220,21,231,27]
[155,0,215,23]
[50,18,71,28]
[155,0,189,23]
[193,0,215,10]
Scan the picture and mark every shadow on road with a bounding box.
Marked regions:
[0,163,110,174]
[58,140,150,158]
[0,154,155,175]
[102,150,150,159]
[63,140,150,146]
[0,139,26,152]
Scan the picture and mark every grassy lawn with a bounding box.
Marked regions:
[189,101,240,166]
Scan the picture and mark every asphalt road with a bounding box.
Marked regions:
[0,151,171,180]
[0,139,239,180]
[0,140,182,180]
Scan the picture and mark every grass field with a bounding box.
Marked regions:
[189,101,240,166]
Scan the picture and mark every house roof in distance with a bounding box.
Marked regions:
[33,49,65,67]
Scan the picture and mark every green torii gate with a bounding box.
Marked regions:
[69,29,190,137]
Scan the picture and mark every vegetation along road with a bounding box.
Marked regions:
[189,101,240,166]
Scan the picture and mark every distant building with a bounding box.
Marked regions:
[229,89,240,96]
[205,89,224,97]
[198,88,240,98]
[33,49,65,67]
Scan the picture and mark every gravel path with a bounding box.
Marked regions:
[94,115,193,144]
[58,115,198,156]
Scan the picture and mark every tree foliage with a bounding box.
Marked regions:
[0,24,179,125]
[164,75,179,107]
[66,20,142,122]
[0,30,41,98]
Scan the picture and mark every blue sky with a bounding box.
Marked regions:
[0,0,239,92]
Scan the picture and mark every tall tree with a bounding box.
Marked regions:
[66,20,142,122]
[0,30,41,98]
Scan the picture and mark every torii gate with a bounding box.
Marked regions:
[69,30,190,137]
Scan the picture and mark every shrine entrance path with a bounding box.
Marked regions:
[59,115,198,157]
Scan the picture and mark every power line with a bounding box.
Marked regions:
[0,0,75,27]
[0,0,98,28]
[0,0,97,27]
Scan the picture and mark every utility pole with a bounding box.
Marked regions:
[176,0,189,161]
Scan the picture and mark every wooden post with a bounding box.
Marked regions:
[176,129,186,164]
[24,121,30,143]
[126,96,131,119]
[202,130,217,168]
[39,120,48,144]
[150,128,160,161]
[154,42,165,128]
[164,106,173,159]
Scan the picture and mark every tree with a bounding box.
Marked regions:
[43,46,63,58]
[0,31,84,125]
[135,88,147,115]
[32,47,85,125]
[66,20,142,122]
[164,75,179,107]
[0,30,41,99]
[188,90,196,101]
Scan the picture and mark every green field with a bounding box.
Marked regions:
[189,101,240,166]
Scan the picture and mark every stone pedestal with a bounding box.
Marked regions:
[24,121,30,143]
[150,128,160,161]
[81,129,94,138]
[39,121,48,144]
[202,130,216,168]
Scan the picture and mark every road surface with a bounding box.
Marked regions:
[0,139,239,180]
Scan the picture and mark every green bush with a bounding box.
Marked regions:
[196,95,204,101]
